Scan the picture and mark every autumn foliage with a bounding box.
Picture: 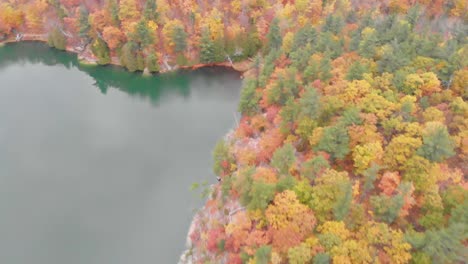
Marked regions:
[3,0,467,263]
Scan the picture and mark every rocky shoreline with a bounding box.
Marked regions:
[0,37,254,77]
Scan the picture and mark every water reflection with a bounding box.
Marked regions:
[0,42,240,105]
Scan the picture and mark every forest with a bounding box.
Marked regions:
[1,0,467,263]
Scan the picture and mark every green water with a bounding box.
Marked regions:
[0,43,241,264]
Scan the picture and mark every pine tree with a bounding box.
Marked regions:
[137,52,145,71]
[422,224,467,263]
[417,123,455,162]
[132,19,154,47]
[346,61,368,80]
[271,143,296,176]
[107,0,120,25]
[241,28,261,58]
[200,29,215,63]
[212,38,225,62]
[172,25,187,53]
[315,125,350,160]
[143,0,158,21]
[299,85,321,119]
[91,37,111,65]
[47,28,66,50]
[238,79,259,115]
[333,181,352,220]
[266,18,282,53]
[319,56,333,82]
[146,53,159,72]
[78,6,90,38]
[120,41,139,72]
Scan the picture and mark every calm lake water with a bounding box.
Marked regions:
[0,43,241,264]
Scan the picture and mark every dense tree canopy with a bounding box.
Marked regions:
[4,0,467,263]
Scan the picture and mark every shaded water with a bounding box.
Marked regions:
[0,43,241,264]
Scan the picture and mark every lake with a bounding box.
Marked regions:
[0,43,241,264]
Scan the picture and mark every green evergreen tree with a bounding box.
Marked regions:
[271,143,296,176]
[108,0,120,25]
[370,182,411,223]
[172,25,187,53]
[132,19,154,48]
[275,175,296,193]
[47,28,66,50]
[280,98,300,133]
[143,0,158,21]
[378,45,410,74]
[370,193,404,223]
[146,53,159,72]
[299,85,321,119]
[422,224,467,263]
[319,56,333,82]
[318,32,343,59]
[346,61,368,80]
[322,14,345,35]
[238,79,259,115]
[301,156,330,181]
[291,43,314,71]
[248,181,276,211]
[200,29,215,63]
[91,37,111,64]
[292,26,317,51]
[120,41,139,72]
[358,28,377,59]
[303,57,320,82]
[266,18,282,52]
[406,5,421,29]
[313,253,331,264]
[315,125,350,160]
[258,49,280,87]
[361,164,380,196]
[417,124,455,162]
[78,6,90,38]
[333,181,352,221]
[241,28,261,58]
[255,246,272,264]
[136,52,145,71]
[212,139,234,176]
[340,107,363,126]
[212,38,225,62]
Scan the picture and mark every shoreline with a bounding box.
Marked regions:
[1,37,243,264]
[0,38,253,77]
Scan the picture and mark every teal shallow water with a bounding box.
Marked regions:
[0,43,241,264]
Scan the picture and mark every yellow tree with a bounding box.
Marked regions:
[24,0,48,31]
[119,0,139,21]
[310,169,351,223]
[266,190,316,253]
[359,222,412,264]
[352,141,383,173]
[450,69,468,97]
[0,3,24,34]
[383,135,422,170]
[204,8,225,40]
[331,240,372,264]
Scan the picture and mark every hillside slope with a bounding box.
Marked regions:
[1,0,467,263]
